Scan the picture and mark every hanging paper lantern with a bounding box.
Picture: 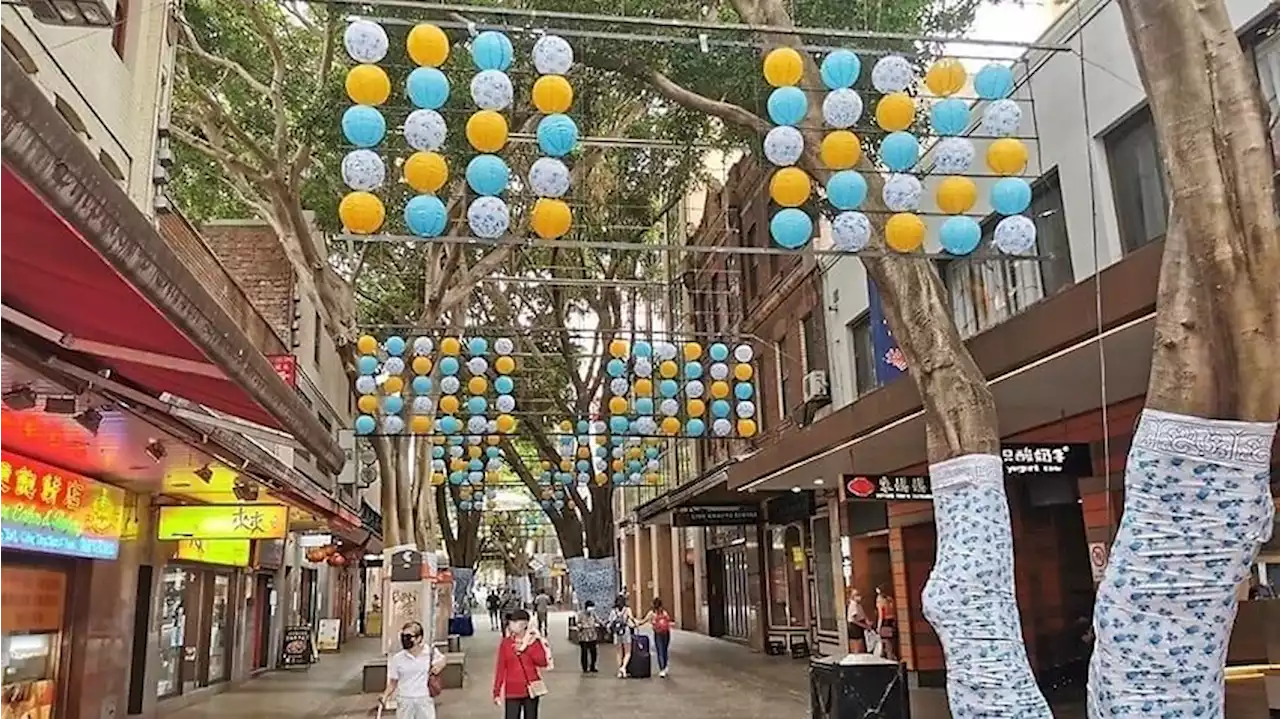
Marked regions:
[882,173,922,212]
[684,361,703,379]
[687,398,706,417]
[355,414,376,435]
[384,395,405,415]
[407,24,450,67]
[767,86,808,126]
[683,342,702,361]
[413,336,434,355]
[342,105,386,148]
[339,192,385,234]
[708,343,729,362]
[468,337,488,356]
[357,355,378,374]
[611,378,631,396]
[355,376,377,395]
[733,364,754,382]
[659,379,679,398]
[987,138,1028,175]
[537,114,579,157]
[609,415,629,434]
[885,213,926,252]
[441,337,461,355]
[467,197,510,238]
[496,414,517,433]
[357,395,378,414]
[933,137,975,174]
[925,58,966,96]
[821,88,864,129]
[633,342,652,358]
[470,70,514,111]
[634,377,653,396]
[769,167,811,207]
[875,92,915,132]
[994,215,1037,255]
[634,397,654,415]
[940,216,982,256]
[762,47,804,87]
[346,64,391,106]
[341,150,385,191]
[465,154,510,196]
[530,198,573,239]
[413,396,434,414]
[659,399,679,418]
[404,194,447,238]
[871,55,914,93]
[832,211,872,252]
[466,357,488,377]
[345,20,388,63]
[404,109,448,151]
[735,401,756,418]
[991,177,1033,216]
[383,416,405,434]
[532,75,573,114]
[734,344,754,362]
[936,176,977,214]
[405,67,450,110]
[466,110,508,153]
[686,380,705,399]
[494,337,514,355]
[403,151,448,193]
[931,98,970,136]
[496,395,516,413]
[655,342,677,361]
[532,35,574,74]
[357,335,378,354]
[981,99,1022,138]
[660,417,681,436]
[385,336,406,356]
[440,395,460,415]
[975,63,1015,100]
[763,126,805,167]
[712,418,733,437]
[820,131,861,170]
[659,360,679,379]
[879,131,919,171]
[494,355,515,374]
[686,418,706,437]
[410,415,433,435]
[467,416,488,434]
[770,208,812,249]
[708,364,728,382]
[737,419,758,438]
[826,170,867,210]
[820,49,861,89]
[471,31,514,71]
[384,356,406,376]
[528,157,571,198]
[608,339,628,358]
[634,358,653,378]
[735,383,755,400]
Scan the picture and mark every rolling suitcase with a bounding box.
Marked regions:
[626,634,652,678]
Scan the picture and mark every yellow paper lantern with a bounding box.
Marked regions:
[441,337,461,355]
[659,361,679,379]
[412,356,433,375]
[737,419,758,438]
[687,399,706,417]
[541,460,553,471]
[710,381,730,399]
[357,335,378,354]
[339,192,385,234]
[439,395,460,414]
[432,436,446,445]
[345,64,391,105]
[409,415,432,435]
[634,378,653,396]
[661,417,681,435]
[530,198,572,240]
[431,473,446,486]
[987,138,1028,176]
[734,363,754,381]
[925,59,967,97]
[875,92,916,132]
[885,213,926,252]
[683,342,702,361]
[468,376,488,395]
[486,435,501,446]
[626,447,642,460]
[451,459,467,472]
[594,474,608,486]
[645,473,660,485]
[469,446,482,459]
[403,152,448,193]
[496,414,516,433]
[466,110,508,153]
[609,340,629,358]
[763,47,804,87]
[384,376,404,394]
[560,459,572,472]
[577,447,590,459]
[936,176,978,214]
[608,396,629,415]
[407,24,450,67]
[532,75,574,114]
[357,395,379,414]
[769,167,811,208]
[494,355,516,374]
[820,131,862,170]
[611,459,623,472]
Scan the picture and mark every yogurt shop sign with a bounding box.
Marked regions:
[0,450,126,560]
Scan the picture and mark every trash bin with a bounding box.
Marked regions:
[809,656,910,719]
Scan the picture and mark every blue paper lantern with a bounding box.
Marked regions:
[821,50,861,90]
[469,459,484,472]
[536,114,579,157]
[735,383,754,400]
[357,355,378,375]
[471,31,514,70]
[659,380,678,398]
[495,376,514,394]
[635,398,654,415]
[468,337,488,355]
[708,343,729,362]
[466,154,510,196]
[385,336,406,356]
[467,396,487,414]
[879,131,919,172]
[633,341,652,357]
[406,67,450,110]
[342,105,386,148]
[686,418,706,436]
[412,376,432,393]
[645,447,660,459]
[486,447,501,459]
[931,98,970,136]
[684,362,703,380]
[383,396,404,415]
[405,194,447,237]
[576,420,589,434]
[770,208,813,249]
[433,446,445,459]
[440,356,460,375]
[612,473,626,485]
[826,170,867,211]
[991,177,1032,216]
[609,416,629,434]
[711,400,731,418]
[627,460,642,474]
[940,216,982,256]
[355,415,376,435]
[438,416,457,434]
[448,435,464,445]
[607,358,626,377]
[450,472,465,485]
[767,86,808,126]
[975,63,1015,101]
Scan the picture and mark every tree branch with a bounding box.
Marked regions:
[176,16,270,96]
[591,55,769,136]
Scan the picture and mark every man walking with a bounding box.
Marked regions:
[533,589,552,633]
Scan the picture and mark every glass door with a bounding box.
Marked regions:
[206,574,231,684]
[156,567,187,699]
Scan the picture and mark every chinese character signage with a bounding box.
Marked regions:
[672,505,761,527]
[867,279,907,385]
[1,450,126,560]
[156,504,288,540]
[268,355,298,388]
[845,474,932,501]
[173,539,251,567]
[1000,443,1093,477]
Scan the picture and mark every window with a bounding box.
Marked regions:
[848,315,877,396]
[777,336,791,418]
[1252,29,1280,171]
[812,515,838,632]
[767,525,808,628]
[112,0,129,58]
[801,312,828,373]
[1106,108,1169,253]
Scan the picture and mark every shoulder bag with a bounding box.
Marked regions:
[516,645,549,698]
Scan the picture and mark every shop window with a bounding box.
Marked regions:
[768,524,808,628]
[1105,108,1169,253]
[848,315,878,396]
[156,567,186,698]
[812,515,838,633]
[1,566,68,719]
[207,574,231,683]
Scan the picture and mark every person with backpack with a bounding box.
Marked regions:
[636,597,674,677]
[606,596,636,678]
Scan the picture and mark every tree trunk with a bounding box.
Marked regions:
[1089,2,1279,714]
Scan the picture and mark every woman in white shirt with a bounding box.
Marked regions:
[383,621,447,719]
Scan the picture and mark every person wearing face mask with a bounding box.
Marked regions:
[492,609,549,718]
[383,621,447,719]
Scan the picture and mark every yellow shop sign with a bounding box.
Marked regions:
[157,505,288,540]
[174,539,251,567]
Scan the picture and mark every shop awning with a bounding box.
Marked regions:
[1,53,342,473]
[633,466,771,524]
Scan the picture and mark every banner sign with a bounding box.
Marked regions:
[157,504,288,540]
[845,474,932,501]
[1,450,126,560]
[280,625,314,667]
[673,505,761,527]
[1000,443,1093,477]
[867,279,907,385]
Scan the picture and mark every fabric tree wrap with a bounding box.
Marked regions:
[451,567,475,615]
[566,556,619,621]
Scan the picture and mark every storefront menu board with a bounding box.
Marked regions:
[280,626,314,667]
[316,618,341,652]
[1,451,126,560]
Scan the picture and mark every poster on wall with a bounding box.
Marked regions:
[316,618,341,652]
[280,626,314,667]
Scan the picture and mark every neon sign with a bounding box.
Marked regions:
[0,450,126,560]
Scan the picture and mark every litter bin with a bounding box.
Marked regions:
[809,656,910,719]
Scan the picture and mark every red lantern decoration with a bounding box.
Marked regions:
[327,553,347,567]
[306,548,326,563]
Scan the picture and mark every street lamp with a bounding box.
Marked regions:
[22,0,113,27]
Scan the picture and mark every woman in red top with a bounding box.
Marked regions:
[492,609,549,719]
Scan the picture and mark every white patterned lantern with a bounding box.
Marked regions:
[470,70,514,111]
[994,215,1038,255]
[763,126,804,167]
[822,89,864,129]
[733,344,754,362]
[467,357,488,375]
[832,212,872,252]
[871,55,914,93]
[933,138,975,174]
[635,417,658,436]
[355,376,377,394]
[610,378,630,396]
[344,20,388,63]
[709,363,729,381]
[494,337,514,355]
[467,416,488,434]
[383,416,405,434]
[655,342,677,361]
[883,174,923,212]
[532,35,574,75]
[685,380,705,398]
[383,357,406,375]
[633,358,653,378]
[660,399,679,416]
[441,376,460,394]
[496,395,516,413]
[467,197,510,238]
[413,336,434,355]
[981,99,1022,138]
[528,157,571,198]
[712,418,733,437]
[404,109,447,151]
[735,401,756,418]
[413,396,434,413]
[341,150,385,191]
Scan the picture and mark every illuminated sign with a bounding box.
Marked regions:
[1,450,126,560]
[157,504,288,540]
[174,539,251,567]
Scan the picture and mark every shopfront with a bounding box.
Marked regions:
[762,491,816,657]
[701,524,758,645]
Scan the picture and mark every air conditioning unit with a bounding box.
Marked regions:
[802,370,829,403]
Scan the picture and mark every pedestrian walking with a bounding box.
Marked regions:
[846,588,874,654]
[533,589,552,633]
[487,589,502,631]
[575,600,602,673]
[606,596,636,678]
[382,621,446,719]
[635,597,674,677]
[492,609,549,719]
[875,586,898,661]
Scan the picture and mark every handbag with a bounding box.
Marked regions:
[427,672,443,698]
[517,645,548,698]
